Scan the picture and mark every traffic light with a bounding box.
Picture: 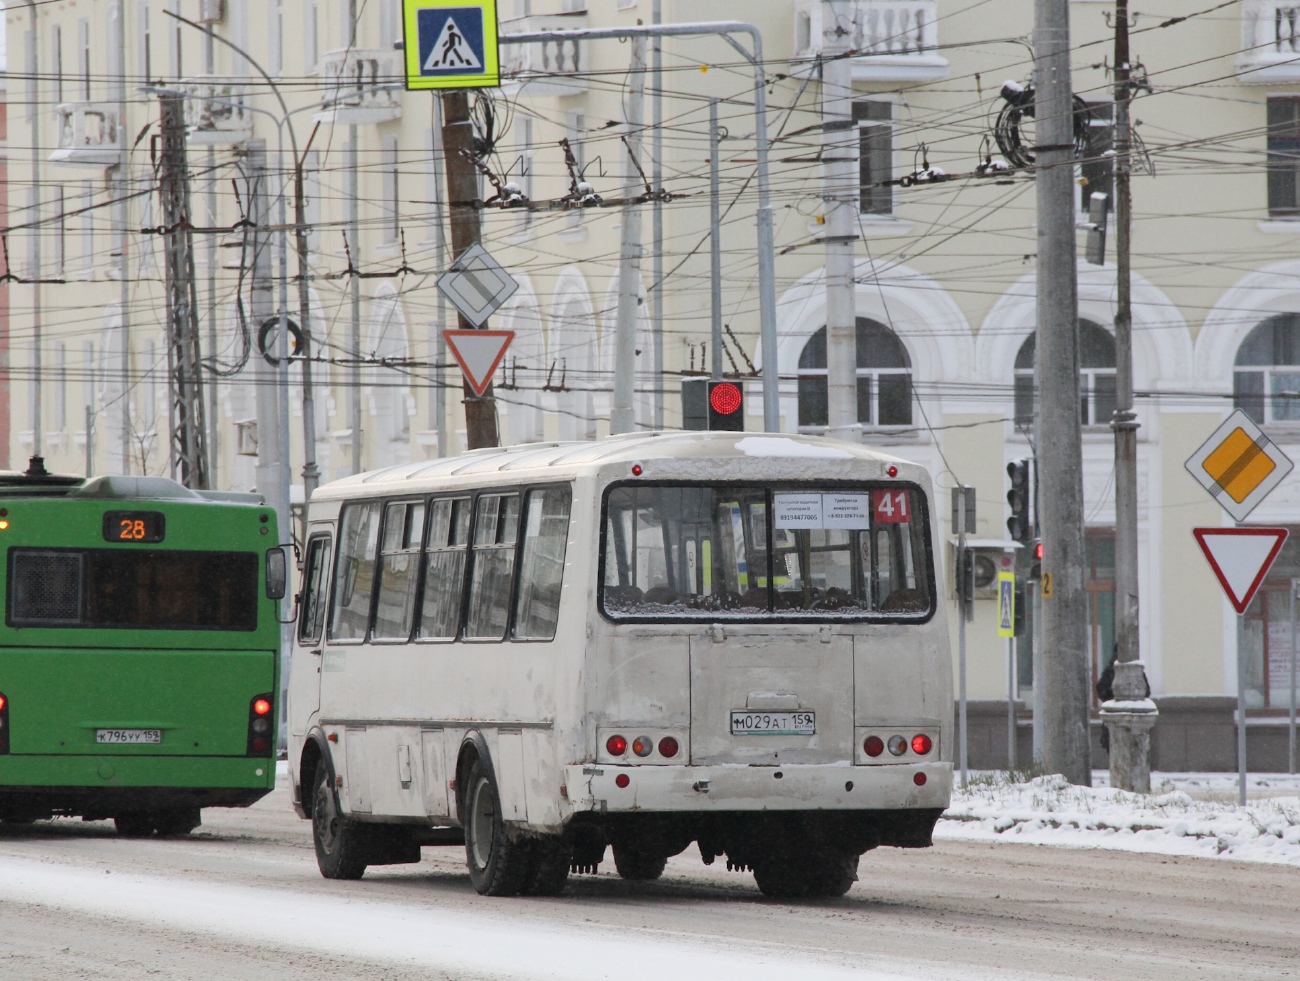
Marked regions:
[707,380,745,431]
[1006,458,1032,543]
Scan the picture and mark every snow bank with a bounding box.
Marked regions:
[937,773,1300,866]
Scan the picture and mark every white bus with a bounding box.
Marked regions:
[287,432,952,898]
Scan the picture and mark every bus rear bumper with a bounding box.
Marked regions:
[564,761,952,813]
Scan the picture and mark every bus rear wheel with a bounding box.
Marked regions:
[612,843,667,881]
[752,848,858,899]
[153,808,201,837]
[312,766,368,880]
[463,757,533,896]
[114,813,155,838]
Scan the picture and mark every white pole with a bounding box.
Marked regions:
[1008,634,1017,771]
[1290,578,1298,775]
[709,100,723,382]
[822,0,857,442]
[611,36,647,435]
[651,0,664,429]
[957,488,969,789]
[1238,616,1248,807]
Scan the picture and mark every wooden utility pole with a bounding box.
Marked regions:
[1101,0,1158,792]
[1034,0,1092,785]
[158,93,209,488]
[440,90,499,450]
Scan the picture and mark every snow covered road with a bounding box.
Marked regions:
[0,781,1296,981]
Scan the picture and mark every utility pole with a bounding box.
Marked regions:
[611,35,647,436]
[1100,0,1156,792]
[430,99,449,457]
[205,24,219,486]
[1034,0,1091,785]
[651,0,664,429]
[111,0,131,477]
[822,0,858,442]
[347,0,362,473]
[709,100,723,381]
[158,93,209,487]
[248,140,287,526]
[440,90,499,449]
[294,137,320,502]
[25,3,42,462]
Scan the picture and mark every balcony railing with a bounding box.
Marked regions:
[792,0,947,82]
[500,12,588,97]
[49,102,122,166]
[1240,1,1300,82]
[316,49,403,125]
[180,77,254,144]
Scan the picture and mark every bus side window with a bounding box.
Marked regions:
[328,502,381,643]
[464,494,520,640]
[298,536,332,644]
[372,501,425,641]
[417,497,470,641]
[512,486,571,641]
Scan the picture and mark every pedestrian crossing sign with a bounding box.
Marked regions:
[403,0,500,90]
[996,571,1015,638]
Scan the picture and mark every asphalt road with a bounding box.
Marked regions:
[0,779,1295,981]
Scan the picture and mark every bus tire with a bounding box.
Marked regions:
[612,844,667,881]
[312,766,368,880]
[752,848,858,899]
[463,757,532,896]
[114,813,154,838]
[807,850,858,897]
[523,834,571,896]
[152,808,201,837]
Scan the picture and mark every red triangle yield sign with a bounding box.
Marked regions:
[1192,527,1289,615]
[443,329,514,396]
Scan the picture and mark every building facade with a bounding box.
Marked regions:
[6,0,1300,759]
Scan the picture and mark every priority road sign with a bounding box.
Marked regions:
[402,0,500,90]
[436,243,519,327]
[1185,409,1293,522]
[443,329,513,396]
[996,570,1015,638]
[1193,527,1289,615]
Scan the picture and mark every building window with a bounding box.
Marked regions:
[1079,99,1113,213]
[305,1,319,72]
[270,0,284,77]
[79,19,91,100]
[797,318,912,430]
[52,26,64,104]
[56,343,68,433]
[1239,527,1300,709]
[80,181,95,273]
[54,187,66,274]
[856,100,893,216]
[1268,97,1300,217]
[139,4,152,84]
[1234,312,1300,424]
[382,136,399,244]
[1013,320,1116,428]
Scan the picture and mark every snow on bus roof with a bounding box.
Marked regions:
[316,433,914,501]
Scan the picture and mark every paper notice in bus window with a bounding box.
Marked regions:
[872,489,911,523]
[823,493,872,529]
[773,493,823,528]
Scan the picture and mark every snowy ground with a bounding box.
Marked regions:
[937,771,1300,866]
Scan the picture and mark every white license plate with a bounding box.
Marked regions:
[730,711,815,736]
[96,729,162,745]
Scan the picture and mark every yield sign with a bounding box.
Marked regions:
[443,329,513,396]
[1192,527,1289,615]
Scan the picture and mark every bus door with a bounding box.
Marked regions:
[289,529,333,735]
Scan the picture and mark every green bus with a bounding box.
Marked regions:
[0,460,287,836]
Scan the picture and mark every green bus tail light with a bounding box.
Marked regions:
[247,693,274,757]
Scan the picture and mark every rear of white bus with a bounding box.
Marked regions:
[571,457,952,897]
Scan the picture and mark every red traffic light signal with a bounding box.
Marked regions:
[707,380,744,431]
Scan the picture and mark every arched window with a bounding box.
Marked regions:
[1013,319,1116,427]
[797,318,912,430]
[1234,312,1300,424]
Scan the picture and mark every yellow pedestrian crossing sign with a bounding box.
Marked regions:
[997,571,1015,638]
[403,0,500,90]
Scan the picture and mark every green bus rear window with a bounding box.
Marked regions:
[7,549,258,631]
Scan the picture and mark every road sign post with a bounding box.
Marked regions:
[998,569,1016,771]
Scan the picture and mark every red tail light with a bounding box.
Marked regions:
[658,736,680,758]
[615,774,631,788]
[246,693,274,757]
[911,734,933,755]
[0,692,8,755]
[864,735,884,757]
[605,734,628,756]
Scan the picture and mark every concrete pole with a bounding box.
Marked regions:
[206,28,218,486]
[249,141,287,531]
[348,127,362,473]
[1008,634,1017,771]
[439,90,499,450]
[295,152,320,502]
[1034,0,1092,786]
[430,98,448,457]
[1101,0,1156,792]
[1290,578,1298,775]
[611,36,647,436]
[24,5,42,462]
[651,0,664,429]
[822,1,857,442]
[709,100,723,382]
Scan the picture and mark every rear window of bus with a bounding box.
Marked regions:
[600,483,934,622]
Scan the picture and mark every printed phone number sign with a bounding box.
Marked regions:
[772,492,909,529]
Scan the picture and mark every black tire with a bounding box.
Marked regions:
[753,848,858,899]
[612,843,667,881]
[114,813,154,838]
[523,834,572,896]
[152,808,201,837]
[312,765,369,880]
[463,756,533,896]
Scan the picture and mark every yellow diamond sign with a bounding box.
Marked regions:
[1185,409,1293,521]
